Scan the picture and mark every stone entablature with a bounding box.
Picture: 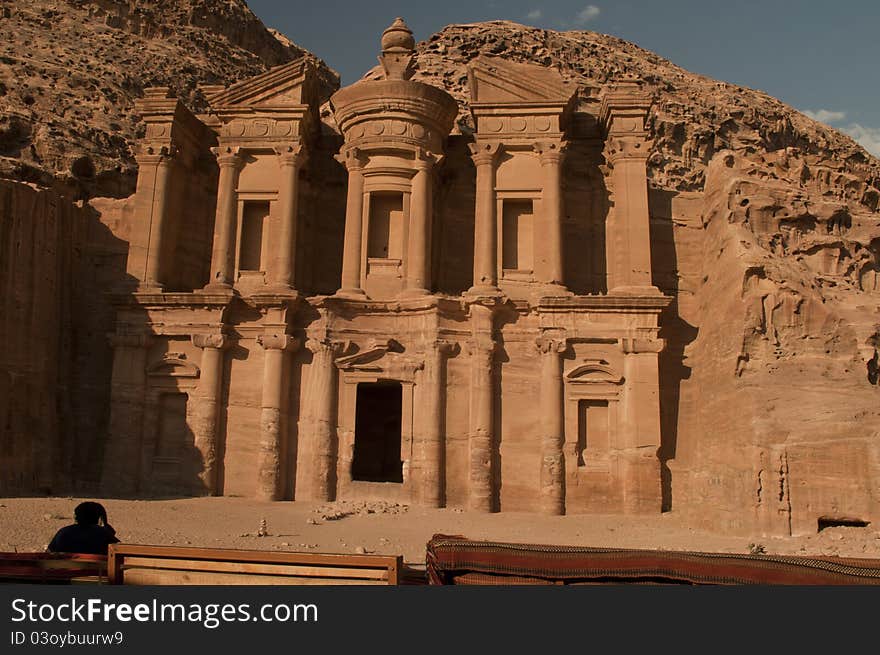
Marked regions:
[104,18,672,517]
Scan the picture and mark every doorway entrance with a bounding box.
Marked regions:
[352,381,403,483]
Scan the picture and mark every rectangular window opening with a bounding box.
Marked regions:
[156,392,189,460]
[577,399,609,467]
[368,192,404,260]
[502,199,534,272]
[239,200,269,271]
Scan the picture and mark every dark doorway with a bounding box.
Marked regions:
[352,382,403,483]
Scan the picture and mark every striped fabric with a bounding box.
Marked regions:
[0,552,108,584]
[426,535,880,585]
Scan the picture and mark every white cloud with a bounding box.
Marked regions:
[574,5,601,25]
[801,109,880,157]
[803,109,847,124]
[840,123,880,158]
[526,9,542,20]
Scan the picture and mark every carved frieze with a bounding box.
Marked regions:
[220,117,302,141]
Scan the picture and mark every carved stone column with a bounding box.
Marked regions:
[417,339,454,507]
[256,333,299,500]
[205,146,243,291]
[534,141,567,291]
[337,148,367,297]
[137,147,176,290]
[403,152,435,296]
[467,302,496,511]
[468,142,502,295]
[270,144,306,292]
[536,334,567,515]
[303,338,344,501]
[103,333,150,495]
[600,82,657,294]
[190,333,229,495]
[619,336,664,513]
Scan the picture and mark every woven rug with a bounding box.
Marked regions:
[426,535,880,585]
[0,552,108,583]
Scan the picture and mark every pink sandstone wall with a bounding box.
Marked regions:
[0,180,128,493]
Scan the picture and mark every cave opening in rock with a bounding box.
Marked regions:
[817,517,870,532]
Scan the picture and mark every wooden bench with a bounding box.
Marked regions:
[108,544,403,585]
[0,552,108,584]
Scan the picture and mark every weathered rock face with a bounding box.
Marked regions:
[405,21,879,204]
[2,11,878,535]
[0,0,337,195]
[0,180,129,494]
[367,21,880,534]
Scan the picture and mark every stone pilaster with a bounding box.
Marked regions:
[336,148,367,297]
[467,302,497,511]
[417,339,455,507]
[303,337,345,501]
[468,142,502,295]
[402,151,436,296]
[190,333,230,495]
[269,143,306,293]
[255,333,299,501]
[205,146,243,291]
[600,81,657,295]
[619,336,664,513]
[533,141,567,292]
[136,146,177,291]
[536,334,567,515]
[102,333,151,495]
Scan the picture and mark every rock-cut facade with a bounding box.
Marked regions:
[103,18,675,515]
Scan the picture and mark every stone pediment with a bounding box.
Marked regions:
[468,56,575,105]
[566,360,623,385]
[147,354,200,378]
[206,58,315,109]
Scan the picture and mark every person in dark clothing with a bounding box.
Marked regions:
[47,502,120,555]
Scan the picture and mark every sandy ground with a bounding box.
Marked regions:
[2,496,879,566]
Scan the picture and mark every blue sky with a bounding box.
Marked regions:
[247,1,880,156]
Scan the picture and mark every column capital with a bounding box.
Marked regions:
[468,140,502,167]
[533,140,567,164]
[334,146,367,171]
[306,337,347,356]
[466,337,496,359]
[274,142,307,168]
[136,144,177,166]
[192,333,231,350]
[619,337,665,354]
[604,134,650,164]
[535,334,568,355]
[210,145,243,168]
[413,148,439,171]
[257,333,300,352]
[107,333,151,349]
[425,339,458,356]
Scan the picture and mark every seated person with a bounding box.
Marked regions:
[47,501,119,555]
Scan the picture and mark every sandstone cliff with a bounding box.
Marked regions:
[403,21,880,533]
[1,9,878,532]
[0,0,338,196]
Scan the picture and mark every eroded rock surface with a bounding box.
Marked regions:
[0,0,337,195]
[1,12,878,534]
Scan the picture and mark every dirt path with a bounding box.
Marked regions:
[2,496,878,565]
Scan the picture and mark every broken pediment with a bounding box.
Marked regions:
[147,354,200,378]
[468,56,576,105]
[206,58,319,110]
